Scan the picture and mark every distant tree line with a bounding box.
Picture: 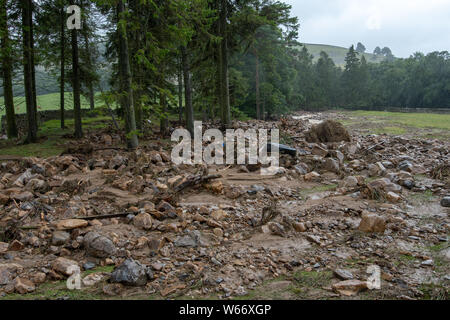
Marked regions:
[0,1,448,146]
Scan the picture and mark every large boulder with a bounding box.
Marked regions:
[110,259,148,286]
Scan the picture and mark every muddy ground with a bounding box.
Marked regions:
[0,111,448,300]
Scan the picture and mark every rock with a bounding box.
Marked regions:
[0,242,8,253]
[368,178,402,197]
[306,235,322,245]
[157,201,177,218]
[26,178,50,193]
[102,283,124,296]
[51,257,80,277]
[358,213,386,233]
[133,213,153,230]
[110,258,148,286]
[294,163,309,175]
[14,277,35,294]
[12,191,34,202]
[340,176,358,188]
[421,259,433,266]
[205,181,224,194]
[52,231,71,246]
[174,230,207,248]
[323,158,340,173]
[83,232,117,258]
[333,269,354,280]
[213,228,224,237]
[31,272,46,284]
[304,171,321,182]
[332,279,368,296]
[82,273,106,287]
[8,240,24,251]
[386,191,401,203]
[441,197,450,208]
[0,193,10,205]
[0,263,24,285]
[293,222,307,232]
[56,219,88,230]
[398,160,413,172]
[83,262,96,271]
[311,145,328,157]
[211,209,227,221]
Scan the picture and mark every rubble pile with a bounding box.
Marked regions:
[0,111,448,300]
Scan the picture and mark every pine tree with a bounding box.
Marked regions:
[0,0,17,138]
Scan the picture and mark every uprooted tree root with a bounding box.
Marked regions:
[305,120,351,143]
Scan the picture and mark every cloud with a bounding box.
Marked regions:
[283,0,450,57]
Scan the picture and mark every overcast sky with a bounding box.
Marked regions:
[283,0,450,58]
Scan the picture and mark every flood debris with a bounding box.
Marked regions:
[0,111,448,300]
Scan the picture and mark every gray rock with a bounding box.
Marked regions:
[174,230,208,248]
[441,197,450,208]
[83,232,116,258]
[398,160,413,172]
[83,262,96,271]
[52,231,71,246]
[110,259,148,286]
[334,269,354,280]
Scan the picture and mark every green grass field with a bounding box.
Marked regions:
[0,92,97,117]
[303,43,387,66]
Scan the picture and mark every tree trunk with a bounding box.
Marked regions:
[178,58,183,124]
[83,33,95,111]
[70,0,82,139]
[60,5,65,129]
[181,46,194,136]
[254,47,261,120]
[117,0,138,149]
[160,89,168,136]
[21,0,37,143]
[219,0,231,127]
[0,0,17,138]
[29,0,37,116]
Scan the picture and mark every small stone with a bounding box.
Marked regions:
[213,228,224,237]
[52,231,71,246]
[441,197,450,208]
[8,240,24,251]
[55,219,88,230]
[14,277,35,294]
[211,209,227,221]
[133,213,153,230]
[334,269,354,280]
[293,222,307,232]
[82,273,106,287]
[386,192,401,203]
[332,279,368,296]
[421,259,433,266]
[304,171,321,182]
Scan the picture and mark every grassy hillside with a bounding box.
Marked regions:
[303,43,387,66]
